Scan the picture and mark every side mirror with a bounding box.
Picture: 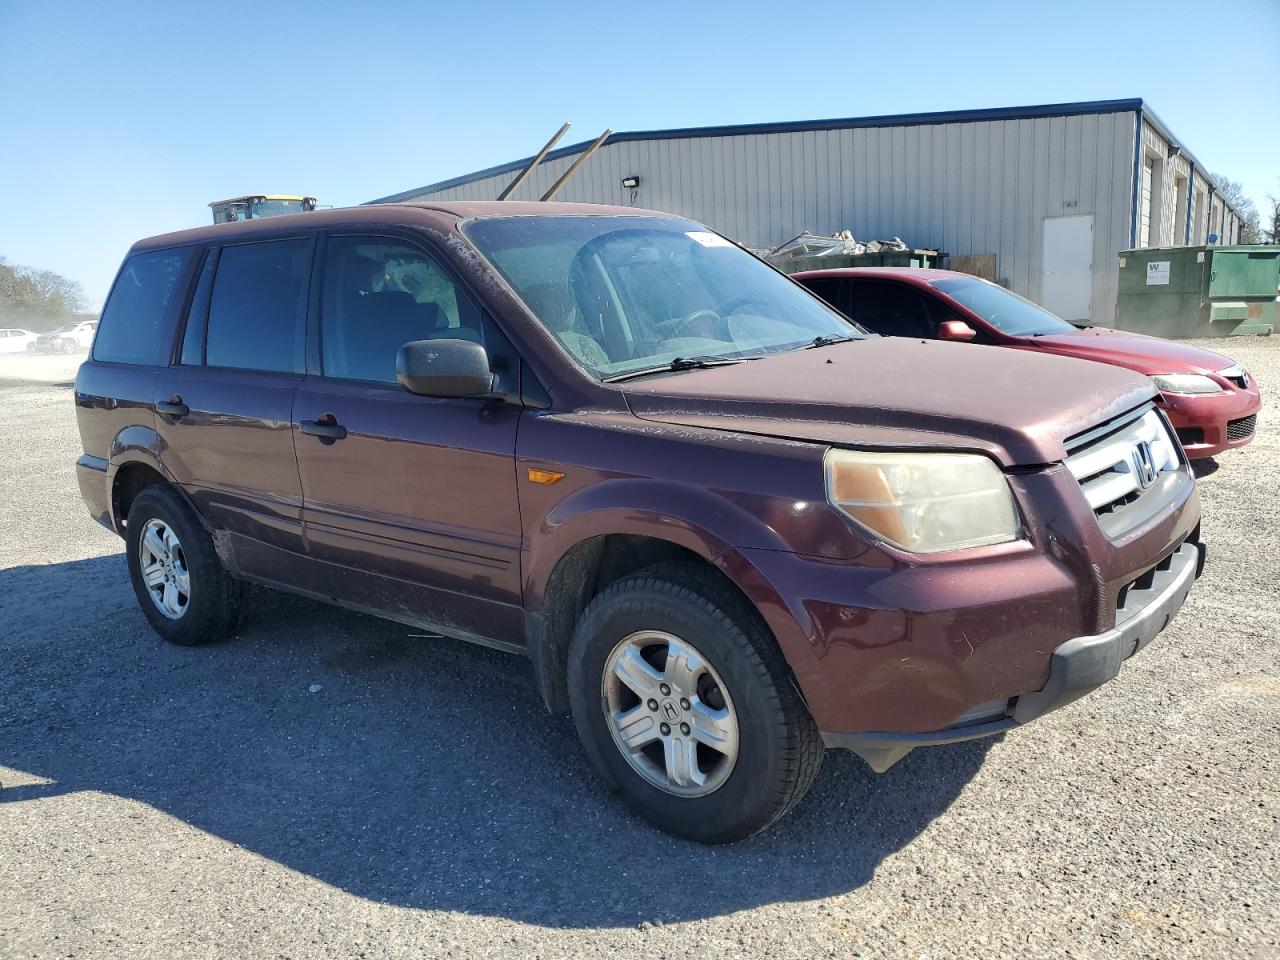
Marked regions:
[396,339,495,398]
[938,320,978,342]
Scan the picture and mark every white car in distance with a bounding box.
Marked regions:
[0,328,39,354]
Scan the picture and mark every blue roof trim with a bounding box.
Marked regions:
[368,98,1147,204]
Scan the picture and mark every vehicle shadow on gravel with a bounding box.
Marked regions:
[1190,458,1220,480]
[0,555,991,929]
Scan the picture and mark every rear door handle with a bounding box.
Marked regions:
[300,416,347,441]
[156,397,189,418]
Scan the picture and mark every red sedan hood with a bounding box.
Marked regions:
[621,338,1155,467]
[1025,327,1236,376]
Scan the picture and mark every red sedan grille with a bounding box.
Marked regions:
[1226,415,1257,443]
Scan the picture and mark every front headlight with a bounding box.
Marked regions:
[824,449,1022,553]
[1151,374,1223,395]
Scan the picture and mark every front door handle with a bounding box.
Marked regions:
[300,415,347,441]
[156,397,189,418]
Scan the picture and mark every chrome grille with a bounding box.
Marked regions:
[1065,406,1182,535]
[1218,363,1250,390]
[1226,414,1256,443]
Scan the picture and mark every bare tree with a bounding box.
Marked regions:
[26,269,87,313]
[1211,174,1261,243]
[1265,194,1280,245]
[0,256,94,331]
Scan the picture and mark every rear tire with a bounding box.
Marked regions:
[124,485,243,646]
[568,562,823,843]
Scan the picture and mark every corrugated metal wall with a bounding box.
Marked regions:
[1140,121,1193,248]
[406,111,1138,326]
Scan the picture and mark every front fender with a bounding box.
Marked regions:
[524,477,793,610]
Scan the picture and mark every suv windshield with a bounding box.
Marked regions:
[932,277,1077,337]
[464,215,861,378]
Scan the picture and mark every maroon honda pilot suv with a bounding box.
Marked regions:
[75,202,1205,842]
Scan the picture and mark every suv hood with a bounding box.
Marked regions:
[621,338,1155,467]
[1025,327,1235,376]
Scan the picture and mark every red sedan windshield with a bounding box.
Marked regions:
[933,277,1077,337]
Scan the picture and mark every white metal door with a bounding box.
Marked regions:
[1041,215,1094,323]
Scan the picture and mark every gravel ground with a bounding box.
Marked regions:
[1,339,1277,960]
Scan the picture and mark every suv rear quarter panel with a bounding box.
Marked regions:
[74,362,165,531]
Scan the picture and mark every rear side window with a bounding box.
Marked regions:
[93,249,193,364]
[205,239,310,372]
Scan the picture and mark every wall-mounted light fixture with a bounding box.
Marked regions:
[621,175,641,190]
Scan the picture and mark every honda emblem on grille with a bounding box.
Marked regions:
[1132,441,1158,488]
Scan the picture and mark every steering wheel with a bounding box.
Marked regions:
[654,308,721,336]
[717,294,768,316]
[721,295,768,317]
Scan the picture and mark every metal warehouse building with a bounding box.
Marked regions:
[372,98,1242,327]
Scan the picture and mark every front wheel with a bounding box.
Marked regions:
[568,563,823,843]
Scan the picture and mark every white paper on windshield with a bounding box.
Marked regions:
[686,231,734,248]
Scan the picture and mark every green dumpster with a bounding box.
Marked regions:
[1115,245,1280,339]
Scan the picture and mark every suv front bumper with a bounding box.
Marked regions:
[823,537,1205,771]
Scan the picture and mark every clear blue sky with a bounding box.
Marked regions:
[2,0,1276,307]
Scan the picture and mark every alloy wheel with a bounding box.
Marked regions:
[602,630,739,797]
[137,517,191,619]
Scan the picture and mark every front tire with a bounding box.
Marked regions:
[125,485,242,646]
[568,562,823,843]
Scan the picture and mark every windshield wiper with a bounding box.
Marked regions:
[604,356,750,383]
[804,334,859,350]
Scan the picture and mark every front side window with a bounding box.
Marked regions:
[319,236,484,384]
[932,277,1076,337]
[463,216,861,378]
[848,283,943,339]
[205,239,310,372]
[93,248,192,364]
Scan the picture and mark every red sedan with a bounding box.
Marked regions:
[795,267,1262,459]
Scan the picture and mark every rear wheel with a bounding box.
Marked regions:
[568,562,823,843]
[124,485,242,645]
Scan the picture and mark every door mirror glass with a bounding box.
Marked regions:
[938,320,978,342]
[396,338,495,398]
